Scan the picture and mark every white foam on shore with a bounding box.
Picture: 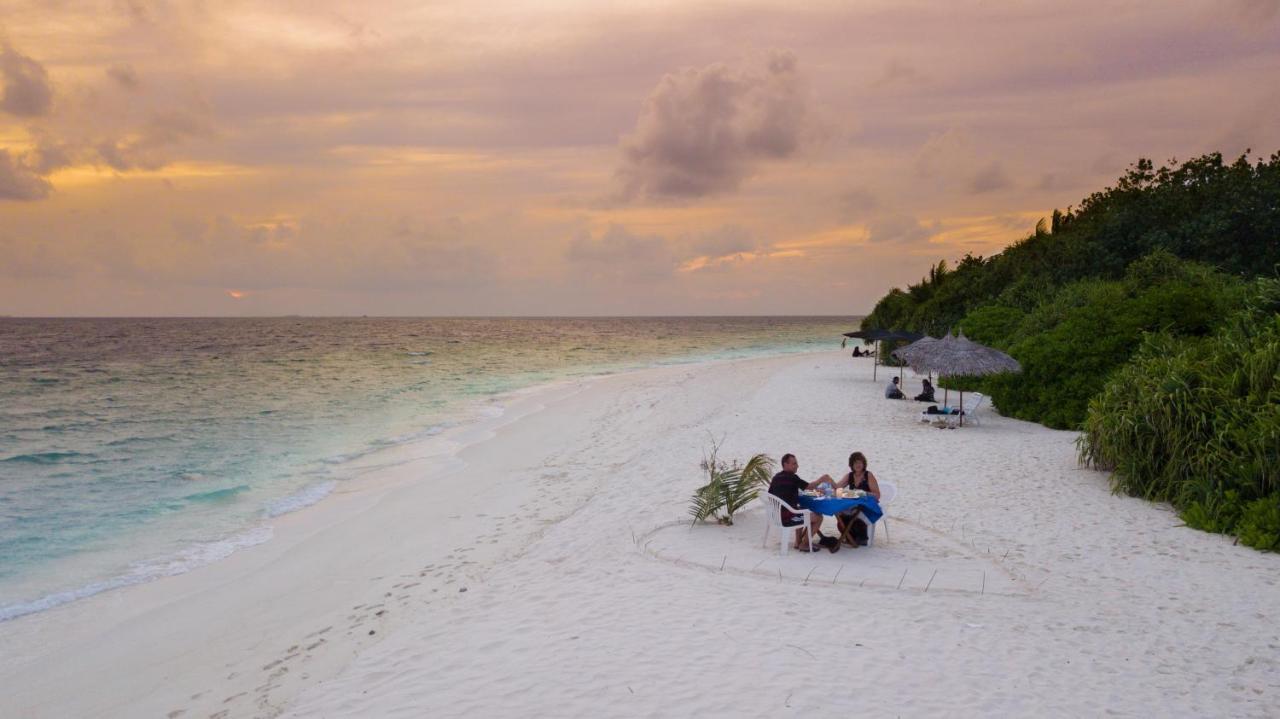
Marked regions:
[0,526,274,623]
[263,481,339,518]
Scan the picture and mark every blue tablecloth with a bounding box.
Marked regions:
[797,495,883,524]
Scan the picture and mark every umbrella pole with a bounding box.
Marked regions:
[873,341,878,381]
[959,390,965,427]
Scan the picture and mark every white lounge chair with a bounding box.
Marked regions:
[761,493,815,556]
[851,480,896,547]
[963,393,986,426]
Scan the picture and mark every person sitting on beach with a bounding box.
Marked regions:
[833,452,881,546]
[914,378,936,402]
[768,454,838,552]
[885,376,905,399]
[851,346,863,357]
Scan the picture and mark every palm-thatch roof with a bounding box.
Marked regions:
[912,332,1021,377]
[891,336,941,372]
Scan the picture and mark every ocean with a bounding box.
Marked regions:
[0,316,855,621]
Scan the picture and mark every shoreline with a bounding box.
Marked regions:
[0,350,828,717]
[4,350,1277,717]
[0,343,836,625]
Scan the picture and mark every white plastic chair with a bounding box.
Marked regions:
[853,480,896,547]
[761,493,815,556]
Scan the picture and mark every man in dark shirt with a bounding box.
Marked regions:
[768,453,835,552]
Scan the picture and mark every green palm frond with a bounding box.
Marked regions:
[688,480,722,524]
[739,453,775,490]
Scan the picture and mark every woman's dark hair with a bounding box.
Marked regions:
[848,451,867,471]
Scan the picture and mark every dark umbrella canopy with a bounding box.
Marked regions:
[843,329,925,342]
[844,328,924,380]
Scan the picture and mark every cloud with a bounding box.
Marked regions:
[1226,0,1279,25]
[968,161,1012,193]
[0,232,68,277]
[0,149,51,201]
[1,44,53,117]
[913,128,973,179]
[874,58,925,88]
[565,224,676,279]
[106,63,140,90]
[837,188,879,220]
[95,107,215,170]
[27,135,78,174]
[616,50,808,200]
[689,224,760,257]
[913,129,1012,194]
[866,214,935,244]
[153,212,495,292]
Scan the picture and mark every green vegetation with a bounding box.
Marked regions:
[861,151,1280,549]
[688,440,774,526]
[1078,279,1280,550]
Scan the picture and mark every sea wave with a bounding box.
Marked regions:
[318,423,450,466]
[263,481,337,518]
[0,451,87,464]
[0,526,274,623]
[182,484,251,503]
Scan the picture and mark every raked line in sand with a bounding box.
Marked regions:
[3,351,1278,717]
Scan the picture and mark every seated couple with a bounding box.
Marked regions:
[767,452,882,553]
[888,376,937,402]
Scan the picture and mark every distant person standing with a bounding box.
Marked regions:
[885,376,905,399]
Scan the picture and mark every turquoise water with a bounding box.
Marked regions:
[0,316,856,620]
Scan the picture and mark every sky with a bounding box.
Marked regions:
[1,0,1278,316]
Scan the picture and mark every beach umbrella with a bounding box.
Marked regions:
[844,329,924,379]
[892,335,941,388]
[911,332,1021,426]
[892,336,940,373]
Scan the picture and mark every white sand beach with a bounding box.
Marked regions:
[2,351,1278,718]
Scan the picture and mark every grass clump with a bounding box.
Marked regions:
[1078,278,1280,550]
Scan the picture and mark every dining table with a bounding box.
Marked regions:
[796,493,883,545]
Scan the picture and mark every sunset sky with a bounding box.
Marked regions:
[2,1,1278,316]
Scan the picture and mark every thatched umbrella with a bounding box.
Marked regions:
[892,336,940,372]
[911,332,1021,426]
[892,335,941,394]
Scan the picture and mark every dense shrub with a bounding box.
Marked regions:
[1078,278,1280,550]
[959,256,1244,429]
